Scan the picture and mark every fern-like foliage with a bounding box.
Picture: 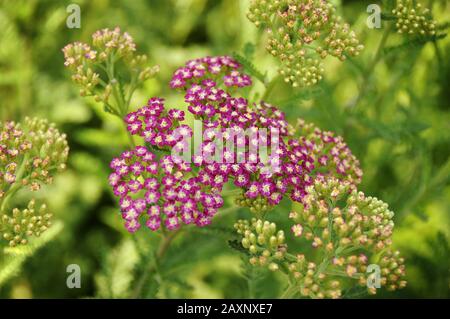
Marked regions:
[232,52,267,86]
[95,239,139,298]
[384,33,447,56]
[0,221,63,287]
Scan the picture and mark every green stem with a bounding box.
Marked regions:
[262,75,281,102]
[131,229,181,298]
[104,55,136,148]
[125,72,138,108]
[0,154,29,212]
[349,23,392,111]
[279,283,298,299]
[105,54,127,115]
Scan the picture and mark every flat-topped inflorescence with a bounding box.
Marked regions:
[0,118,68,247]
[62,27,159,116]
[234,177,407,298]
[247,0,364,87]
[109,146,224,233]
[170,56,252,90]
[0,117,69,196]
[392,0,437,36]
[0,199,52,247]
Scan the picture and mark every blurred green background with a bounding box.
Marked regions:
[0,0,448,298]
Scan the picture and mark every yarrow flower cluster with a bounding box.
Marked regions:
[0,118,69,196]
[168,56,362,214]
[63,27,159,116]
[170,56,316,213]
[101,49,407,297]
[170,56,252,90]
[392,0,437,36]
[235,177,406,298]
[293,119,362,186]
[125,97,189,150]
[109,146,224,233]
[0,118,68,246]
[0,199,52,247]
[247,0,364,87]
[111,55,364,237]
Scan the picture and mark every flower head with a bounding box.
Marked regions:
[0,118,69,196]
[109,146,224,233]
[0,199,52,247]
[247,0,363,87]
[392,0,437,36]
[234,177,406,298]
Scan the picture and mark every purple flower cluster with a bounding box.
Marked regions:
[125,97,190,149]
[295,119,363,187]
[191,129,316,207]
[169,56,317,210]
[109,55,362,232]
[109,146,224,233]
[170,56,252,90]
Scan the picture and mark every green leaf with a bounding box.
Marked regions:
[383,33,447,57]
[95,239,139,298]
[359,117,430,142]
[190,225,237,239]
[274,85,324,107]
[0,221,63,286]
[232,52,266,85]
[243,42,256,59]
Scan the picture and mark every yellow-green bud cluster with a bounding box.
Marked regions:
[0,117,68,194]
[22,117,69,189]
[235,193,273,215]
[234,218,286,270]
[296,178,395,251]
[374,249,407,293]
[392,0,436,36]
[288,254,342,298]
[0,199,52,246]
[235,177,407,298]
[92,27,137,59]
[62,27,159,112]
[289,177,406,296]
[247,0,363,87]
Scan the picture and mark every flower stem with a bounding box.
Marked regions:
[349,23,392,111]
[131,229,181,298]
[279,284,298,299]
[262,75,281,102]
[0,153,29,213]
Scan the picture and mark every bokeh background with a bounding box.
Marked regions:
[0,0,448,298]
